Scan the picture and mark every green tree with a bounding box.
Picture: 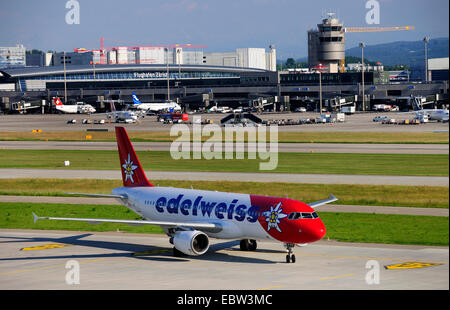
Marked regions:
[285,58,296,68]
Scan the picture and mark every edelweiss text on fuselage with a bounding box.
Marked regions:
[154,195,260,223]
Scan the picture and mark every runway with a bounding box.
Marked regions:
[0,229,447,290]
[1,140,448,154]
[0,168,447,186]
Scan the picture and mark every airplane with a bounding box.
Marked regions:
[106,101,139,123]
[410,96,449,122]
[32,126,338,263]
[53,97,96,114]
[423,109,449,122]
[130,92,181,113]
[409,108,450,122]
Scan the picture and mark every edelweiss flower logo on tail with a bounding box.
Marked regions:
[122,153,138,183]
[264,202,287,233]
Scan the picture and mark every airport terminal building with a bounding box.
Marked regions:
[0,64,271,91]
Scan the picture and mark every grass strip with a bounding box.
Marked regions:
[0,179,448,209]
[0,202,447,246]
[0,150,448,176]
[319,212,449,246]
[0,131,448,144]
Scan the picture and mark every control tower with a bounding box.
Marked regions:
[308,13,345,73]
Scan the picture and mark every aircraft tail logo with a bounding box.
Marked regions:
[53,97,63,106]
[132,92,142,105]
[115,127,153,187]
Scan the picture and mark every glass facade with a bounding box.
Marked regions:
[12,68,243,90]
[23,70,240,81]
[280,72,375,85]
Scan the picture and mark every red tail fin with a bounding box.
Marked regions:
[115,127,153,187]
[53,97,63,106]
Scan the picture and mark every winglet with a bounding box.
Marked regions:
[308,194,338,209]
[32,212,39,224]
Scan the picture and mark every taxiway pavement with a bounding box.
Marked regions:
[1,168,447,186]
[1,140,448,154]
[0,113,449,132]
[0,229,447,290]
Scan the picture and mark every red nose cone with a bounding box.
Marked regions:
[313,220,327,240]
[301,219,326,243]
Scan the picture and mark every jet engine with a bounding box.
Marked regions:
[171,230,210,256]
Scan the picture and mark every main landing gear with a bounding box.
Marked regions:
[240,239,257,251]
[284,243,296,263]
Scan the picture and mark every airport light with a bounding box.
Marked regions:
[312,63,327,114]
[63,51,67,104]
[165,48,170,101]
[359,42,365,112]
[423,37,430,82]
[91,60,96,87]
[177,48,181,80]
[319,70,322,114]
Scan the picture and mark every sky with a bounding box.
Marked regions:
[0,0,448,59]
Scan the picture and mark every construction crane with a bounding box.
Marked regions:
[337,26,415,72]
[343,26,415,33]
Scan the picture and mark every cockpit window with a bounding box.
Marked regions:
[301,213,313,219]
[288,212,319,220]
[288,212,301,220]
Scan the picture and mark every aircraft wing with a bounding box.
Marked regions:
[32,213,222,233]
[308,194,338,209]
[65,193,128,199]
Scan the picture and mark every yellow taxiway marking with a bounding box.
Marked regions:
[296,252,448,265]
[219,249,447,265]
[257,285,286,290]
[320,274,355,281]
[0,258,105,276]
[384,262,443,270]
[21,244,72,251]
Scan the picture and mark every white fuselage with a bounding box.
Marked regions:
[415,109,449,122]
[56,104,96,114]
[110,111,138,123]
[111,186,271,241]
[428,110,449,122]
[133,102,181,112]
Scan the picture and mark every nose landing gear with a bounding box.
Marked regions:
[284,243,296,263]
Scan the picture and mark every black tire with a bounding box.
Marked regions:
[248,240,257,251]
[286,254,291,263]
[240,239,249,251]
[291,255,296,263]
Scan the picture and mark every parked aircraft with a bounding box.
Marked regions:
[130,92,181,112]
[106,101,138,123]
[411,96,449,122]
[53,97,96,114]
